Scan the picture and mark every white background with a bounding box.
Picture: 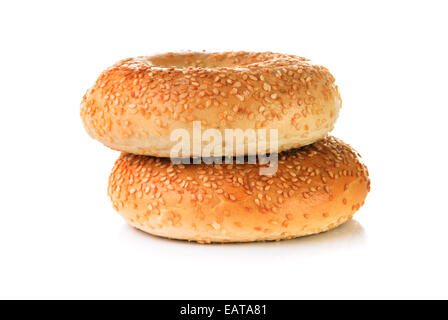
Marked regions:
[1,0,447,299]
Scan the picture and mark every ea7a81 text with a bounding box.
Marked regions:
[180,304,267,317]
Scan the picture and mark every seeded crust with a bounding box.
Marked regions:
[108,136,370,243]
[82,51,342,157]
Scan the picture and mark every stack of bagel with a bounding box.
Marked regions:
[81,51,370,243]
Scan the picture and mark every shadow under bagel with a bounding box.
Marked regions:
[119,219,367,253]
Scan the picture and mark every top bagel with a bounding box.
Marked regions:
[81,51,341,157]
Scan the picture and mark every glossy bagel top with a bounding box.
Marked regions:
[81,51,342,157]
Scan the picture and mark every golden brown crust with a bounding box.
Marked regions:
[108,136,370,243]
[81,51,341,157]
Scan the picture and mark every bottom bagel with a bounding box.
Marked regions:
[108,136,370,243]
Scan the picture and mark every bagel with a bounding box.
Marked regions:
[81,51,341,157]
[108,136,369,243]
